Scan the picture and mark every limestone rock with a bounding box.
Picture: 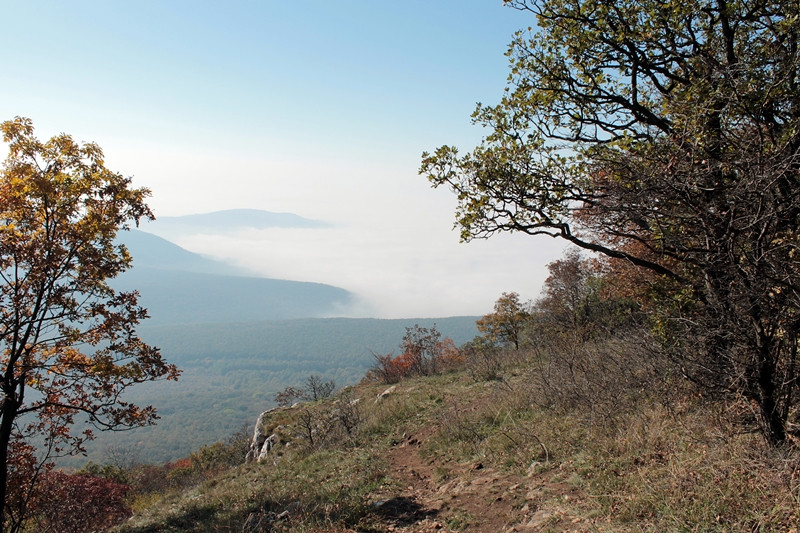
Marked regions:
[375,385,397,402]
[245,407,280,464]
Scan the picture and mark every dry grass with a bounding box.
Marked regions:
[116,346,800,532]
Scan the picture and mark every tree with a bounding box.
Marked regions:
[303,374,336,402]
[421,0,800,444]
[476,292,531,349]
[0,117,179,531]
[535,252,592,334]
[274,386,304,408]
[535,250,640,339]
[274,375,336,407]
[367,324,456,383]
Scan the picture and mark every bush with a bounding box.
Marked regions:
[30,471,131,533]
[275,375,337,406]
[462,337,504,381]
[367,325,460,384]
[530,328,669,425]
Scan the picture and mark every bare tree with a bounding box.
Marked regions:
[303,375,336,402]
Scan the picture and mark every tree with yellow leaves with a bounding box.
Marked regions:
[477,292,531,350]
[0,117,179,532]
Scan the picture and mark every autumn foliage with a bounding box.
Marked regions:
[0,117,179,531]
[369,325,460,383]
[476,292,531,350]
[28,471,131,533]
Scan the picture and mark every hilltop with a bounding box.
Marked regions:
[29,259,800,531]
[97,255,800,532]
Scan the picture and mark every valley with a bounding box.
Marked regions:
[69,213,480,465]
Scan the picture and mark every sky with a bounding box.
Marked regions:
[0,1,566,318]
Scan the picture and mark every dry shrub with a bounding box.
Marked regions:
[462,340,504,382]
[293,391,363,450]
[30,471,131,532]
[529,327,670,426]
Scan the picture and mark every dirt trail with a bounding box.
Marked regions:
[371,424,595,532]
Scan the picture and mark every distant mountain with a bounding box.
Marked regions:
[66,223,481,466]
[141,209,330,236]
[119,229,244,275]
[113,229,356,324]
[116,267,355,324]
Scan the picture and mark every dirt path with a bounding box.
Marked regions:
[371,425,531,532]
[370,422,600,532]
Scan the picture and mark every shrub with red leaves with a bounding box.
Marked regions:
[30,471,131,533]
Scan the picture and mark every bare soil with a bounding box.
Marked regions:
[371,425,599,532]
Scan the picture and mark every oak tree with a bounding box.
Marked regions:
[400,324,445,376]
[0,117,179,531]
[421,0,800,444]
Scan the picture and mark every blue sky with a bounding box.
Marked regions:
[1,1,565,318]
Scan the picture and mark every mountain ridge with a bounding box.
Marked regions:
[141,208,330,235]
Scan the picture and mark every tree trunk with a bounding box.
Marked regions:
[757,355,787,446]
[0,394,20,533]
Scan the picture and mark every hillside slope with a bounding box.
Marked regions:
[116,358,800,532]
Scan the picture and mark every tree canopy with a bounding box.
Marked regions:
[0,117,179,531]
[476,292,531,350]
[421,0,800,444]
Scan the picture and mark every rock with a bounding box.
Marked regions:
[376,385,397,402]
[256,433,278,462]
[245,408,280,463]
[526,509,555,528]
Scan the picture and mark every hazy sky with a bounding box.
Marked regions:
[1,1,566,318]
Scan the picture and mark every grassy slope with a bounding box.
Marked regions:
[115,348,800,533]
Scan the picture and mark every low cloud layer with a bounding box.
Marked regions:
[144,220,566,319]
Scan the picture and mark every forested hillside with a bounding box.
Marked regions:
[57,223,487,465]
[113,229,357,323]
